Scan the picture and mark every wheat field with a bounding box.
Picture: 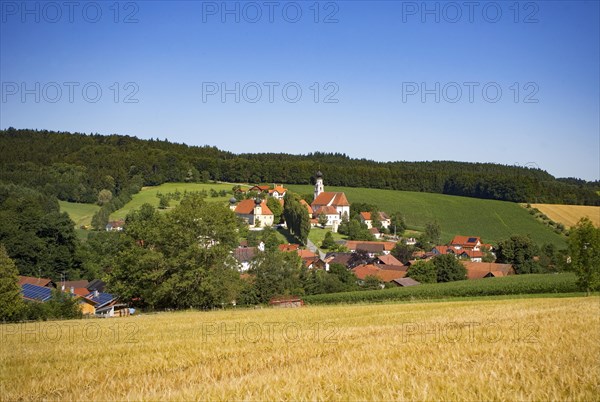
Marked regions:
[532,203,600,228]
[1,297,599,401]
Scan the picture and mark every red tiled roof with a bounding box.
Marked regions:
[297,249,317,259]
[450,235,481,248]
[300,199,313,215]
[344,241,396,252]
[314,205,338,215]
[459,249,484,259]
[279,244,300,252]
[376,254,403,266]
[234,199,273,215]
[18,276,53,287]
[352,264,407,282]
[462,262,514,279]
[269,185,287,194]
[369,227,380,234]
[312,192,350,208]
[71,287,91,297]
[360,212,371,220]
[249,185,270,192]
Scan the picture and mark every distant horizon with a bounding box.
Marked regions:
[3,126,596,182]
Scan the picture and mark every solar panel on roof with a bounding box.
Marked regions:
[467,237,478,243]
[21,284,52,302]
[95,293,115,308]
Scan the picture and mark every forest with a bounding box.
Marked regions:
[1,127,598,206]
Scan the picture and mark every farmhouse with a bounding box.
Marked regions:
[359,211,391,229]
[311,171,350,231]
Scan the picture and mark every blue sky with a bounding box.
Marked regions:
[1,1,598,180]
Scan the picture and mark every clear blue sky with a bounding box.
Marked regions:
[1,1,598,180]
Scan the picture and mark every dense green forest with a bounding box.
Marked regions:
[1,128,598,206]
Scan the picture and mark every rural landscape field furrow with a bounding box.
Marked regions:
[532,203,600,228]
[2,297,598,401]
[287,184,566,246]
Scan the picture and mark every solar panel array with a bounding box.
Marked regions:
[467,237,478,243]
[85,292,115,307]
[21,284,52,302]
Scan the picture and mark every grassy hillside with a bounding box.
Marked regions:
[287,185,566,247]
[531,203,600,228]
[110,182,234,220]
[58,201,100,227]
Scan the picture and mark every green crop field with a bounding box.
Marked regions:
[110,182,235,220]
[287,185,566,247]
[303,273,581,305]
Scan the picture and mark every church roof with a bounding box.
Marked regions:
[314,205,338,215]
[312,192,350,208]
[234,199,273,215]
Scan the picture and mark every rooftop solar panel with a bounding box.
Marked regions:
[21,284,52,302]
[85,291,115,307]
[467,237,478,243]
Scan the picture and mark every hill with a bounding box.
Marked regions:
[2,128,598,206]
[531,204,600,228]
[287,184,566,247]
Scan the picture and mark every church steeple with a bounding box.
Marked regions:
[314,171,324,200]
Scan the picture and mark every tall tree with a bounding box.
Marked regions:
[0,245,24,321]
[568,217,600,294]
[496,235,541,274]
[407,260,437,283]
[433,254,467,282]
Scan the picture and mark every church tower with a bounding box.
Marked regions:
[314,171,324,200]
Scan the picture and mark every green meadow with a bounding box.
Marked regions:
[109,182,235,220]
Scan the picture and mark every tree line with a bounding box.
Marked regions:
[1,128,598,206]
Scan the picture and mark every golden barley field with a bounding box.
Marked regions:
[1,297,599,401]
[531,203,600,228]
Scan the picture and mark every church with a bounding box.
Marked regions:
[311,171,350,232]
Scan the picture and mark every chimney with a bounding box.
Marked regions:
[70,286,75,294]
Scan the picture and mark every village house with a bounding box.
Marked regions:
[268,185,287,199]
[105,220,125,232]
[232,247,258,272]
[230,198,274,228]
[431,245,485,263]
[449,235,493,251]
[359,211,391,229]
[311,171,350,232]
